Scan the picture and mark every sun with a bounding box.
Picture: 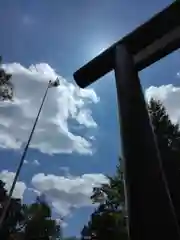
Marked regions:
[89,41,110,58]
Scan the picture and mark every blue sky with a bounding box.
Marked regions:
[0,0,180,237]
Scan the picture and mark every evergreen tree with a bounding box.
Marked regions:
[24,196,61,240]
[0,180,61,240]
[148,99,180,226]
[0,180,25,240]
[81,159,128,240]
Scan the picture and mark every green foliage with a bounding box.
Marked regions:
[24,197,61,240]
[0,180,61,240]
[81,205,127,240]
[91,163,125,209]
[0,56,13,101]
[0,180,25,239]
[81,158,128,240]
[148,99,180,226]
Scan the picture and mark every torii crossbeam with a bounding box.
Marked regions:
[74,2,180,240]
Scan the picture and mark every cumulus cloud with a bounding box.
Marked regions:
[145,84,180,124]
[31,173,108,216]
[0,170,26,199]
[76,109,97,128]
[0,63,99,155]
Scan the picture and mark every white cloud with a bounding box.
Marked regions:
[145,84,180,124]
[24,159,40,166]
[0,63,99,155]
[33,159,40,166]
[89,136,95,141]
[31,172,108,216]
[76,109,97,128]
[0,131,21,149]
[0,170,26,199]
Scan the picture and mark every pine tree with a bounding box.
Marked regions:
[24,196,61,240]
[81,159,128,240]
[0,181,61,240]
[148,99,180,226]
[0,180,25,240]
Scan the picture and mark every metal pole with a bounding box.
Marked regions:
[114,44,180,240]
[0,81,50,229]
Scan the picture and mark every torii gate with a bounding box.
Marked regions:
[73,2,180,240]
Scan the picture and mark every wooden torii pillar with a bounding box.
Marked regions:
[73,2,180,240]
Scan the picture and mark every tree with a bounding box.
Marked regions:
[0,180,25,240]
[81,205,127,240]
[148,99,180,227]
[23,196,61,240]
[81,159,128,240]
[0,56,13,101]
[0,180,61,240]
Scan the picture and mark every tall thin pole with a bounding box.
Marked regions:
[114,44,180,239]
[0,81,50,229]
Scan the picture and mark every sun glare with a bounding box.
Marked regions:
[89,42,110,58]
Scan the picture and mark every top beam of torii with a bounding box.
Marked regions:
[74,1,180,88]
